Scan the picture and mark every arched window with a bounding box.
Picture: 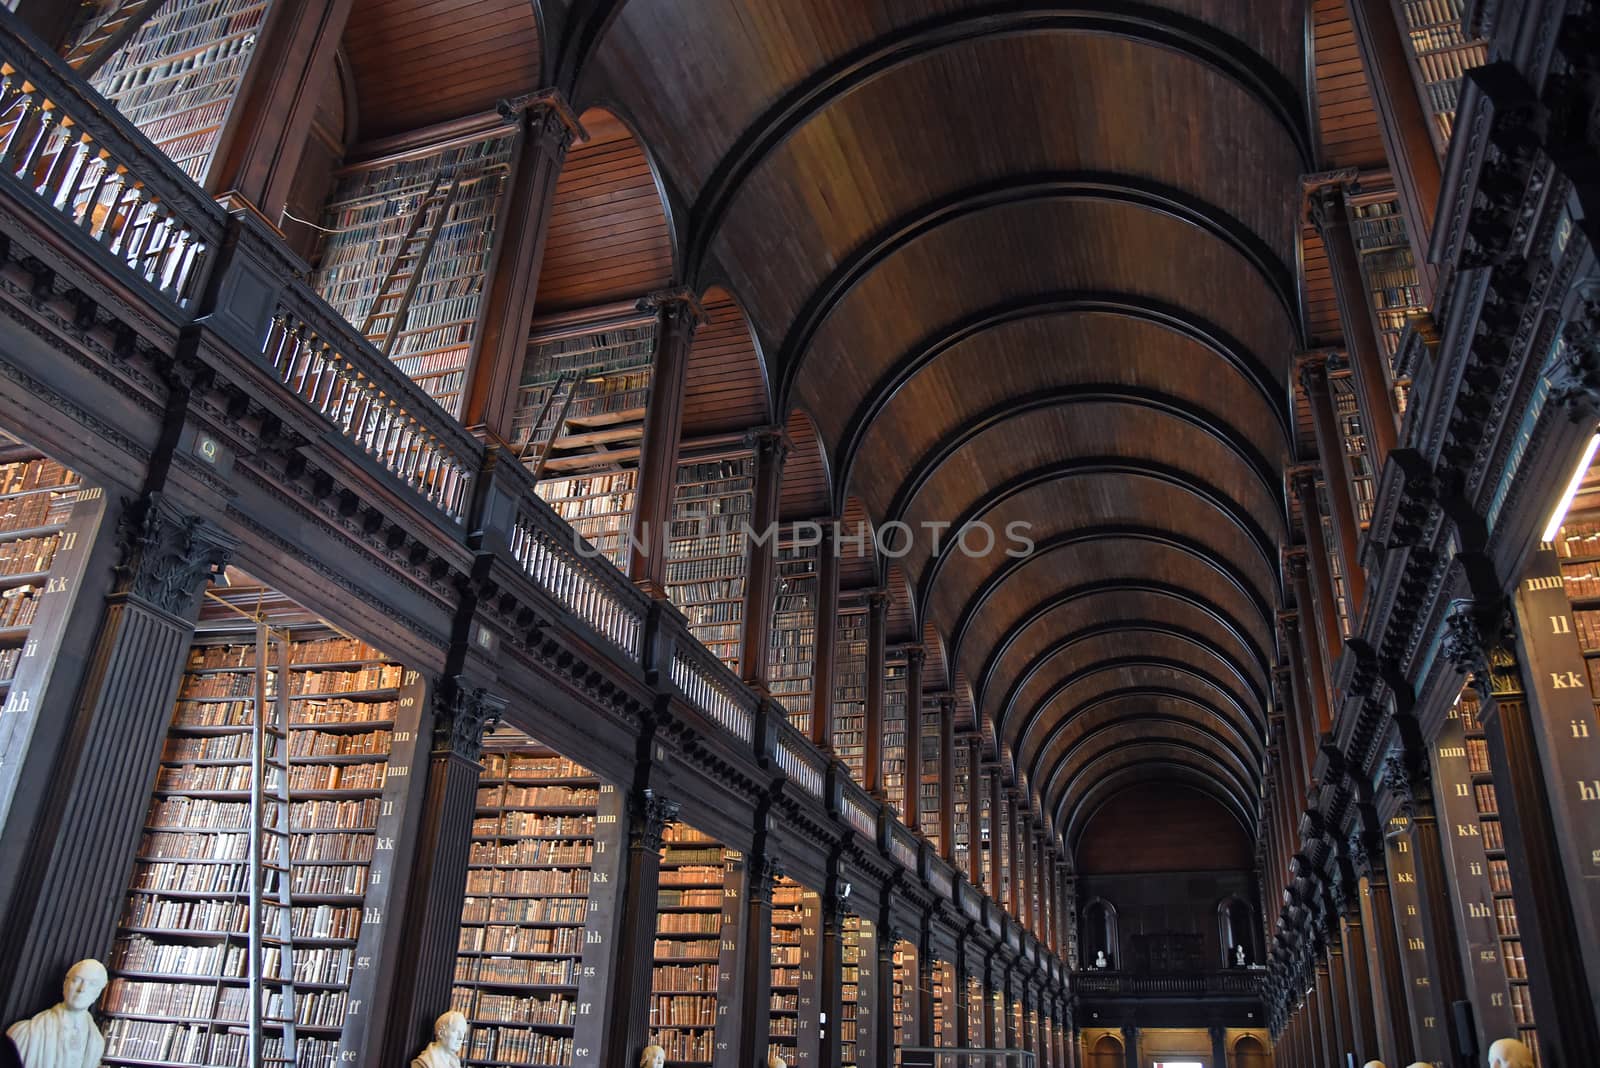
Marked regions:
[1081,898,1118,969]
[1217,896,1254,966]
[1234,1034,1267,1068]
[1090,1034,1123,1068]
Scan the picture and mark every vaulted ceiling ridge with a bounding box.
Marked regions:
[1018,675,1263,782]
[1034,703,1261,800]
[673,2,1313,279]
[1066,762,1255,847]
[976,580,1272,716]
[909,454,1284,623]
[948,525,1278,672]
[1053,740,1257,836]
[1004,641,1265,752]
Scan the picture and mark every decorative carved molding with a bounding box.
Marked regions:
[1547,285,1600,417]
[113,492,235,617]
[627,789,679,852]
[637,287,708,332]
[432,683,506,763]
[1443,597,1491,697]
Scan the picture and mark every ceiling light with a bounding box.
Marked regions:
[1541,430,1600,543]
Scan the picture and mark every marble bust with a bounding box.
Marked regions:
[411,1010,468,1068]
[1362,1061,1386,1068]
[1488,1038,1535,1068]
[1233,944,1247,967]
[5,960,107,1068]
[1093,949,1109,969]
[639,1045,666,1068]
[767,1054,787,1068]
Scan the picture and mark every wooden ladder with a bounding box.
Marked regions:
[251,623,300,1068]
[64,0,171,80]
[359,176,460,357]
[519,371,581,480]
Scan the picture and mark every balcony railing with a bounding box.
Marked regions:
[0,23,220,307]
[1073,970,1266,997]
[0,9,1067,978]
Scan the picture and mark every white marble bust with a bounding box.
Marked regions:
[1488,1038,1534,1068]
[1362,1062,1386,1068]
[639,1045,666,1068]
[411,1010,467,1068]
[1093,949,1109,969]
[5,959,107,1068]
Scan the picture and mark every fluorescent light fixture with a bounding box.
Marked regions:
[1541,431,1600,543]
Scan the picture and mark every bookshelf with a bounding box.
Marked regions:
[768,877,822,1068]
[832,603,868,785]
[770,544,819,734]
[1330,372,1378,526]
[102,589,426,1068]
[652,823,741,1068]
[918,696,940,845]
[930,959,955,1047]
[84,0,271,182]
[515,319,657,571]
[882,653,908,821]
[1348,195,1426,408]
[952,742,971,877]
[1395,0,1488,151]
[1437,691,1539,1061]
[311,134,516,416]
[0,441,103,812]
[839,914,877,1068]
[665,455,755,673]
[965,975,984,1048]
[977,785,992,892]
[891,938,916,1061]
[451,725,623,1067]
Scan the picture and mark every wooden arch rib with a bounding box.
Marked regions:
[1050,738,1257,840]
[910,455,1282,626]
[1004,634,1265,759]
[976,581,1272,723]
[1032,700,1261,803]
[948,527,1276,673]
[681,286,769,436]
[779,407,829,521]
[1066,764,1254,852]
[679,5,1312,276]
[533,107,675,312]
[833,292,1291,496]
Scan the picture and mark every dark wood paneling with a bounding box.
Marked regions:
[534,109,674,312]
[1077,783,1253,872]
[1311,0,1387,169]
[681,289,768,436]
[779,407,828,521]
[342,0,541,138]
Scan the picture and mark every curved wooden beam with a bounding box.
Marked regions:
[1050,739,1257,837]
[948,525,1276,672]
[1006,648,1264,764]
[680,5,1313,276]
[832,293,1290,502]
[1065,764,1254,853]
[975,580,1271,721]
[910,455,1282,624]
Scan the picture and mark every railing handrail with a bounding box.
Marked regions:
[509,465,656,620]
[0,16,227,233]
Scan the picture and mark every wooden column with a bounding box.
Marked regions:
[1352,821,1416,1067]
[1120,1023,1138,1068]
[1017,809,1033,925]
[1209,1024,1228,1068]
[1333,866,1380,1064]
[1307,183,1401,463]
[982,954,999,1051]
[955,941,971,1049]
[623,293,702,592]
[904,645,926,833]
[875,925,897,1068]
[206,0,356,219]
[1286,519,1339,725]
[1325,930,1357,1065]
[0,493,234,1021]
[739,850,779,1068]
[1461,585,1600,1062]
[1277,610,1325,789]
[1314,955,1340,1068]
[741,428,789,688]
[1342,0,1443,300]
[1009,792,1024,918]
[1298,353,1367,617]
[458,95,585,440]
[820,869,848,1068]
[988,768,1005,903]
[939,695,956,859]
[917,932,936,1046]
[865,590,889,796]
[812,523,841,748]
[966,738,984,884]
[379,688,506,1065]
[603,789,679,1068]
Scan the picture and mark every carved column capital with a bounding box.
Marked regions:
[636,287,708,333]
[1443,597,1492,698]
[866,587,891,614]
[1381,744,1429,819]
[630,788,680,851]
[1547,284,1600,418]
[904,644,927,669]
[113,492,236,617]
[499,88,585,158]
[432,682,506,762]
[750,852,784,904]
[1287,466,1321,503]
[744,425,791,468]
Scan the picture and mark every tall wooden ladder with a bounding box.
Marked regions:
[251,623,299,1068]
[63,0,171,80]
[359,176,461,357]
[519,371,580,479]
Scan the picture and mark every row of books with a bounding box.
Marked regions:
[0,485,75,533]
[171,697,397,729]
[123,894,361,940]
[467,840,594,867]
[454,990,577,1027]
[105,1021,337,1068]
[0,586,40,629]
[473,813,596,838]
[461,896,588,925]
[479,784,600,808]
[0,458,76,496]
[0,533,58,576]
[463,1028,573,1065]
[454,956,577,987]
[155,760,386,793]
[457,925,584,956]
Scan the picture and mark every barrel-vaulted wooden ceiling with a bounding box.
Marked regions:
[342,0,1326,861]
